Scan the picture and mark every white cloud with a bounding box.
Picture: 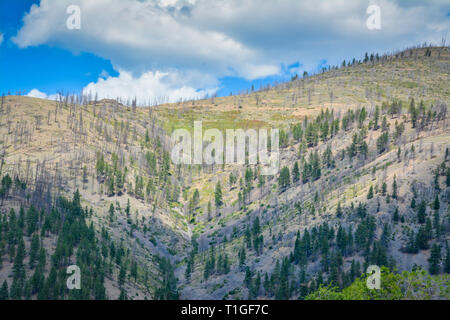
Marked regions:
[12,0,275,80]
[0,33,3,45]
[27,89,61,101]
[13,0,450,102]
[83,69,218,105]
[27,89,49,99]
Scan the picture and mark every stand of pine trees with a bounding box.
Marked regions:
[0,179,176,300]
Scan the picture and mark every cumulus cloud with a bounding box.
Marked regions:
[83,69,218,105]
[13,0,450,102]
[13,0,275,80]
[27,89,49,99]
[27,89,61,100]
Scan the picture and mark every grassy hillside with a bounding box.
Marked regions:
[0,45,449,300]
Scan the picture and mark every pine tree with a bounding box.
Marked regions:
[446,167,450,187]
[109,203,114,222]
[185,251,194,281]
[244,267,252,288]
[391,176,398,199]
[26,206,38,236]
[381,182,387,196]
[417,200,426,224]
[292,162,300,183]
[29,234,40,268]
[130,260,138,282]
[11,238,25,299]
[278,166,291,190]
[444,244,450,274]
[239,246,246,267]
[108,175,115,196]
[410,197,416,209]
[367,185,374,199]
[409,98,417,128]
[31,267,44,295]
[416,226,429,250]
[336,225,347,255]
[222,253,230,274]
[119,288,128,300]
[214,182,223,207]
[393,207,399,223]
[377,132,389,154]
[310,151,321,181]
[119,264,126,287]
[433,210,441,238]
[0,281,8,300]
[336,202,342,218]
[428,244,441,275]
[406,231,418,254]
[373,105,380,130]
[125,199,131,217]
[207,201,212,221]
[250,272,261,298]
[433,194,440,211]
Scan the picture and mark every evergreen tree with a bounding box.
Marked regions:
[446,168,450,187]
[433,194,440,211]
[373,105,380,130]
[417,200,427,224]
[29,234,40,268]
[244,267,253,288]
[410,197,416,209]
[444,244,450,274]
[292,162,300,183]
[109,203,114,222]
[367,186,374,199]
[336,202,343,218]
[130,260,138,282]
[393,207,399,223]
[125,199,131,217]
[381,182,387,196]
[11,238,25,299]
[416,226,429,250]
[0,281,8,300]
[119,264,126,287]
[119,288,128,300]
[377,132,389,154]
[406,231,418,254]
[409,98,417,128]
[239,246,246,267]
[278,166,291,190]
[391,176,398,199]
[428,244,441,275]
[433,210,441,238]
[214,182,223,207]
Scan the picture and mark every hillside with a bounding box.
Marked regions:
[0,45,449,300]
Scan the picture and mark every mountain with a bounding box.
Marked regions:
[0,45,449,300]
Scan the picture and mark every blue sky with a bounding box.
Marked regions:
[0,0,118,96]
[0,1,449,104]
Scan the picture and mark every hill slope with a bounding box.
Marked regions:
[0,45,449,300]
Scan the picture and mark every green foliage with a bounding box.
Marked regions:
[417,200,427,224]
[214,182,223,207]
[306,267,449,300]
[155,257,179,300]
[278,166,291,190]
[367,186,374,200]
[391,176,398,199]
[376,132,389,154]
[292,161,300,183]
[428,244,441,275]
